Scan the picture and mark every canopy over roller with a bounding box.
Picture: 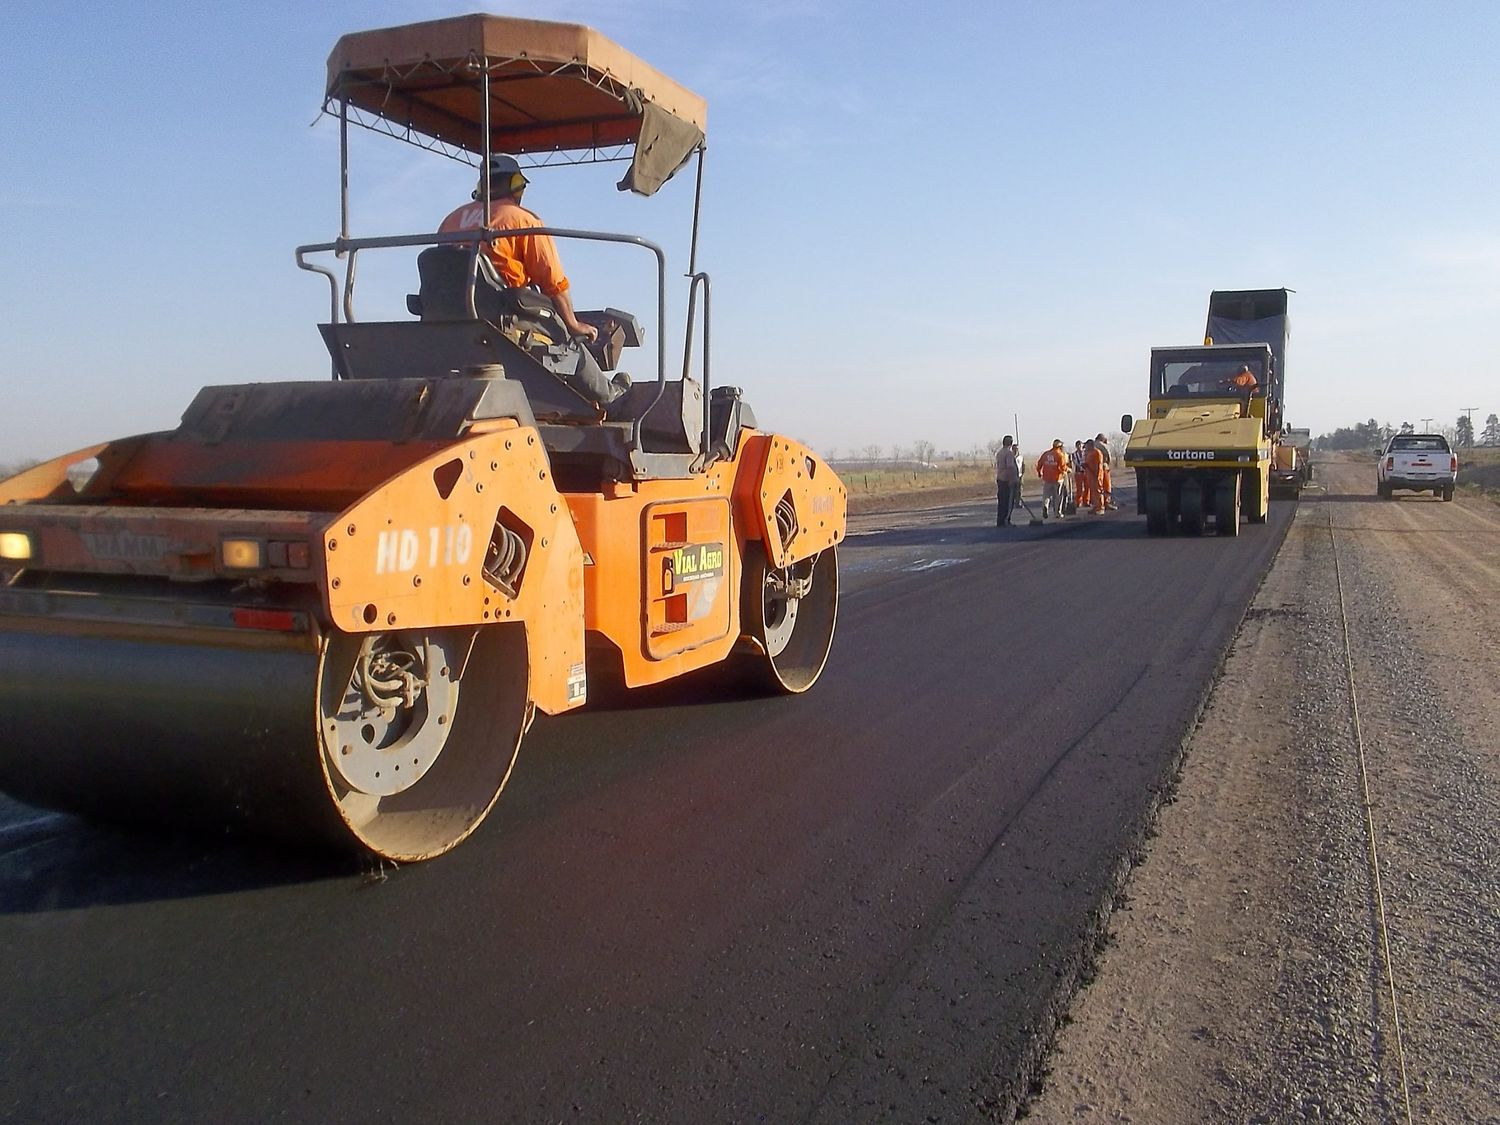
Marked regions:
[325,14,707,195]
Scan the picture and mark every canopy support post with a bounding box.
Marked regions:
[338,99,350,249]
[480,64,493,212]
[687,145,705,276]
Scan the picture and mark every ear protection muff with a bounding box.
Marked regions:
[472,171,529,200]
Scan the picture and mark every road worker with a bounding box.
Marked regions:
[1084,439,1107,514]
[1071,440,1092,512]
[1094,433,1117,510]
[994,435,1022,527]
[1035,439,1070,519]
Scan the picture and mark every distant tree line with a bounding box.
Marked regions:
[1317,412,1499,450]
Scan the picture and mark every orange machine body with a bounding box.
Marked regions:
[0,395,845,712]
[565,430,844,687]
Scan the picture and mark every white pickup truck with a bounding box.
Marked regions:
[1377,433,1457,501]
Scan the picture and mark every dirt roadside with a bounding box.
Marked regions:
[1025,456,1500,1123]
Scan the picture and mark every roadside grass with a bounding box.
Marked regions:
[836,462,993,498]
[1459,446,1500,501]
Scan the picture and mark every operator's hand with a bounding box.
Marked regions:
[570,322,599,343]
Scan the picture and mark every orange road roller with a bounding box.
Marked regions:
[0,14,845,862]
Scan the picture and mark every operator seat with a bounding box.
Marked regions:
[407,247,571,344]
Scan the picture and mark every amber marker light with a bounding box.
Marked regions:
[0,532,34,561]
[221,538,265,569]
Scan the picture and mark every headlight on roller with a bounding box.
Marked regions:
[0,531,34,561]
[221,538,265,569]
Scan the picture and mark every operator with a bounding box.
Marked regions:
[1224,364,1259,392]
[439,154,598,345]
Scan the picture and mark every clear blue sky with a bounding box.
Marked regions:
[3,0,1496,463]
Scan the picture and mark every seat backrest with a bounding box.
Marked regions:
[415,248,506,322]
[414,248,575,347]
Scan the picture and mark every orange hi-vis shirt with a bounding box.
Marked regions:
[1036,448,1070,482]
[438,199,571,297]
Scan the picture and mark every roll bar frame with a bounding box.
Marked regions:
[297,92,715,466]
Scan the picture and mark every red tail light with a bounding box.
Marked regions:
[1385,456,1394,470]
[232,607,301,632]
[1451,455,1458,472]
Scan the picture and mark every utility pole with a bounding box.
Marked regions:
[1420,418,1434,431]
[1460,406,1478,447]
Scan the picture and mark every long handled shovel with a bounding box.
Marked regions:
[1013,414,1044,526]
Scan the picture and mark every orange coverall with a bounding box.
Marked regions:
[1072,448,1093,510]
[1086,445,1106,512]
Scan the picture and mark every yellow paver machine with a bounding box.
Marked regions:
[0,14,845,862]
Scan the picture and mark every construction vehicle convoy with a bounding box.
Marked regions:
[1122,289,1290,535]
[0,15,845,862]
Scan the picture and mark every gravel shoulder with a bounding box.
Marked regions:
[1025,456,1500,1123]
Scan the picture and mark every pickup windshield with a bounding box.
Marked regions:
[1389,436,1450,453]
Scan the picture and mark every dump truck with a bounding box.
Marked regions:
[0,14,845,863]
[1121,289,1290,535]
[1271,426,1313,497]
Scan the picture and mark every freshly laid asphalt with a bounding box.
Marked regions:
[0,487,1292,1123]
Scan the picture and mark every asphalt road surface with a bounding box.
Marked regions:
[0,486,1293,1123]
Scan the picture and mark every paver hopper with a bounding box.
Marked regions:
[0,15,846,862]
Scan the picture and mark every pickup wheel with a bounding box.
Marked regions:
[1443,485,1455,502]
[1377,483,1391,500]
